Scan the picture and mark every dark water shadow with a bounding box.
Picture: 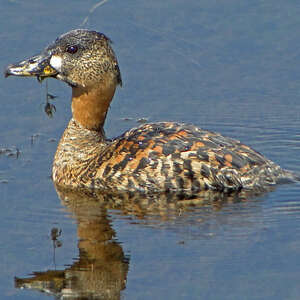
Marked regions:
[14,183,276,299]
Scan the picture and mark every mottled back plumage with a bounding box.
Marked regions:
[52,119,291,194]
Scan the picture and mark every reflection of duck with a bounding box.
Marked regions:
[14,184,267,298]
[15,175,267,298]
[13,184,236,299]
[15,188,129,299]
[5,29,296,193]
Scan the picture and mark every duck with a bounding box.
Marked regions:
[4,29,296,194]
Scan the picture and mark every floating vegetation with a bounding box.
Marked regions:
[0,147,20,158]
[136,117,148,124]
[44,80,57,118]
[30,133,40,145]
[121,117,134,121]
[121,117,149,123]
[51,227,62,249]
[0,170,9,184]
[44,101,56,118]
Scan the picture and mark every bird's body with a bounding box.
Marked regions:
[53,118,288,193]
[5,29,295,194]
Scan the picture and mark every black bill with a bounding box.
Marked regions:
[4,53,58,81]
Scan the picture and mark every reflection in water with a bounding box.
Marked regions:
[14,185,274,299]
[50,227,63,269]
[15,186,130,299]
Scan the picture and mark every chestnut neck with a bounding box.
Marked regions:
[71,79,116,132]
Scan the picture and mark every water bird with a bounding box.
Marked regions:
[4,29,296,194]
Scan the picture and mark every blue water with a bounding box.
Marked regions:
[1,0,300,299]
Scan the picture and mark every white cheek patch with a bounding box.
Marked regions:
[50,55,62,72]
